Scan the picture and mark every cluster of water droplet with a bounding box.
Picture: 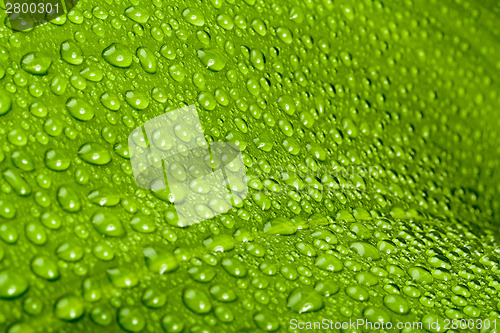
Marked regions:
[0,0,499,332]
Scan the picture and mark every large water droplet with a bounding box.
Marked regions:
[183,8,205,26]
[60,40,84,65]
[183,287,212,314]
[31,256,59,281]
[55,296,85,321]
[117,307,146,332]
[0,91,12,116]
[287,287,324,313]
[66,97,95,121]
[0,271,28,299]
[92,212,125,237]
[57,186,81,213]
[21,53,51,75]
[78,142,112,165]
[102,44,133,68]
[198,49,226,71]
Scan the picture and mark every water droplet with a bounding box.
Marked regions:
[209,284,237,302]
[142,288,167,308]
[45,149,71,171]
[203,234,235,252]
[250,19,267,36]
[31,256,59,280]
[56,242,84,262]
[217,14,234,30]
[143,247,178,274]
[0,271,28,299]
[21,53,51,75]
[11,151,34,171]
[276,27,293,44]
[124,6,149,23]
[422,313,447,333]
[0,224,18,244]
[92,212,125,237]
[314,280,340,296]
[0,200,16,219]
[161,315,185,333]
[183,287,212,314]
[363,306,391,325]
[408,266,434,284]
[66,97,95,121]
[169,64,186,82]
[221,257,247,278]
[50,75,67,95]
[0,91,12,116]
[198,91,217,111]
[383,294,410,314]
[198,49,227,71]
[345,285,370,301]
[253,312,280,331]
[188,265,216,283]
[7,129,28,146]
[183,8,205,26]
[136,47,157,74]
[315,254,343,272]
[117,307,146,332]
[350,242,381,260]
[102,44,133,68]
[40,211,62,229]
[55,296,84,321]
[60,40,84,65]
[78,142,112,165]
[25,223,47,245]
[125,90,149,110]
[80,66,104,82]
[23,297,43,315]
[90,306,113,326]
[88,187,120,207]
[93,243,115,261]
[107,268,139,288]
[100,92,121,111]
[57,186,81,213]
[3,169,31,196]
[287,287,324,313]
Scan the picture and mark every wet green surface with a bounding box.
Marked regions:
[0,0,500,332]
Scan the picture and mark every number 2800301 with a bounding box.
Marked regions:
[6,2,61,14]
